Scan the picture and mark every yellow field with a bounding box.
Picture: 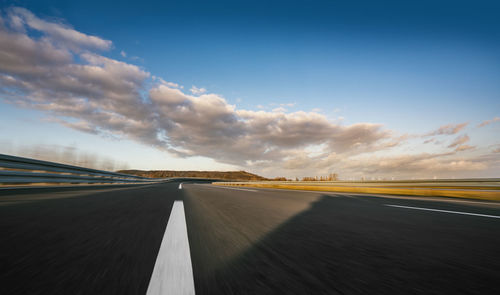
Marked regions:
[213,180,500,201]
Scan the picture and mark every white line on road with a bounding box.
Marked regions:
[146,201,195,295]
[215,186,258,192]
[205,186,500,207]
[178,183,183,189]
[385,204,500,219]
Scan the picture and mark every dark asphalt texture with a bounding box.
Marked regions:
[1,182,499,294]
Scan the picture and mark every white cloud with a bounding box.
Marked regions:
[455,145,475,152]
[337,152,490,178]
[154,77,181,88]
[448,134,470,148]
[190,85,207,95]
[272,107,287,113]
[478,117,500,127]
[120,50,126,57]
[425,122,468,136]
[7,7,112,51]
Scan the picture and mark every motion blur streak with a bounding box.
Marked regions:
[0,181,499,294]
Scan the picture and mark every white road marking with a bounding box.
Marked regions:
[146,201,195,295]
[178,183,183,189]
[215,186,258,192]
[206,186,500,207]
[385,204,500,219]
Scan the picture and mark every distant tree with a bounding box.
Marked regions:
[301,173,339,181]
[273,177,287,181]
[327,173,338,181]
[302,176,317,181]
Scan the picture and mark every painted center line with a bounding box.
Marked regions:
[146,201,195,295]
[385,204,500,219]
[178,183,183,189]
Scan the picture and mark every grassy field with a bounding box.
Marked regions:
[213,179,500,201]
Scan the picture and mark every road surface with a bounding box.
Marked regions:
[1,181,499,294]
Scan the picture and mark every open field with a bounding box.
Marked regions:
[213,179,500,201]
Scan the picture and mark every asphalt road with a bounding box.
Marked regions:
[1,181,499,294]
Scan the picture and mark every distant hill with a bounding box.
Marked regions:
[117,170,269,181]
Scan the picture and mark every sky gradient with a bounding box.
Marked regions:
[0,0,499,179]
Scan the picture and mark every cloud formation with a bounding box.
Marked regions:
[339,152,490,178]
[190,85,207,95]
[478,117,500,127]
[0,7,498,178]
[448,134,470,148]
[455,145,475,152]
[148,83,393,165]
[0,7,395,168]
[425,122,468,136]
[7,7,112,51]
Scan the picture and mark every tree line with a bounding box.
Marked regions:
[273,173,339,181]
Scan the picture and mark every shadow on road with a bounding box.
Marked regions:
[194,195,499,294]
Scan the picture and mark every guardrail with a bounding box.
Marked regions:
[0,154,163,185]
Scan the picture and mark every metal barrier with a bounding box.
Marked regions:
[0,154,163,185]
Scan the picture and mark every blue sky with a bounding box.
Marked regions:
[0,0,499,178]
